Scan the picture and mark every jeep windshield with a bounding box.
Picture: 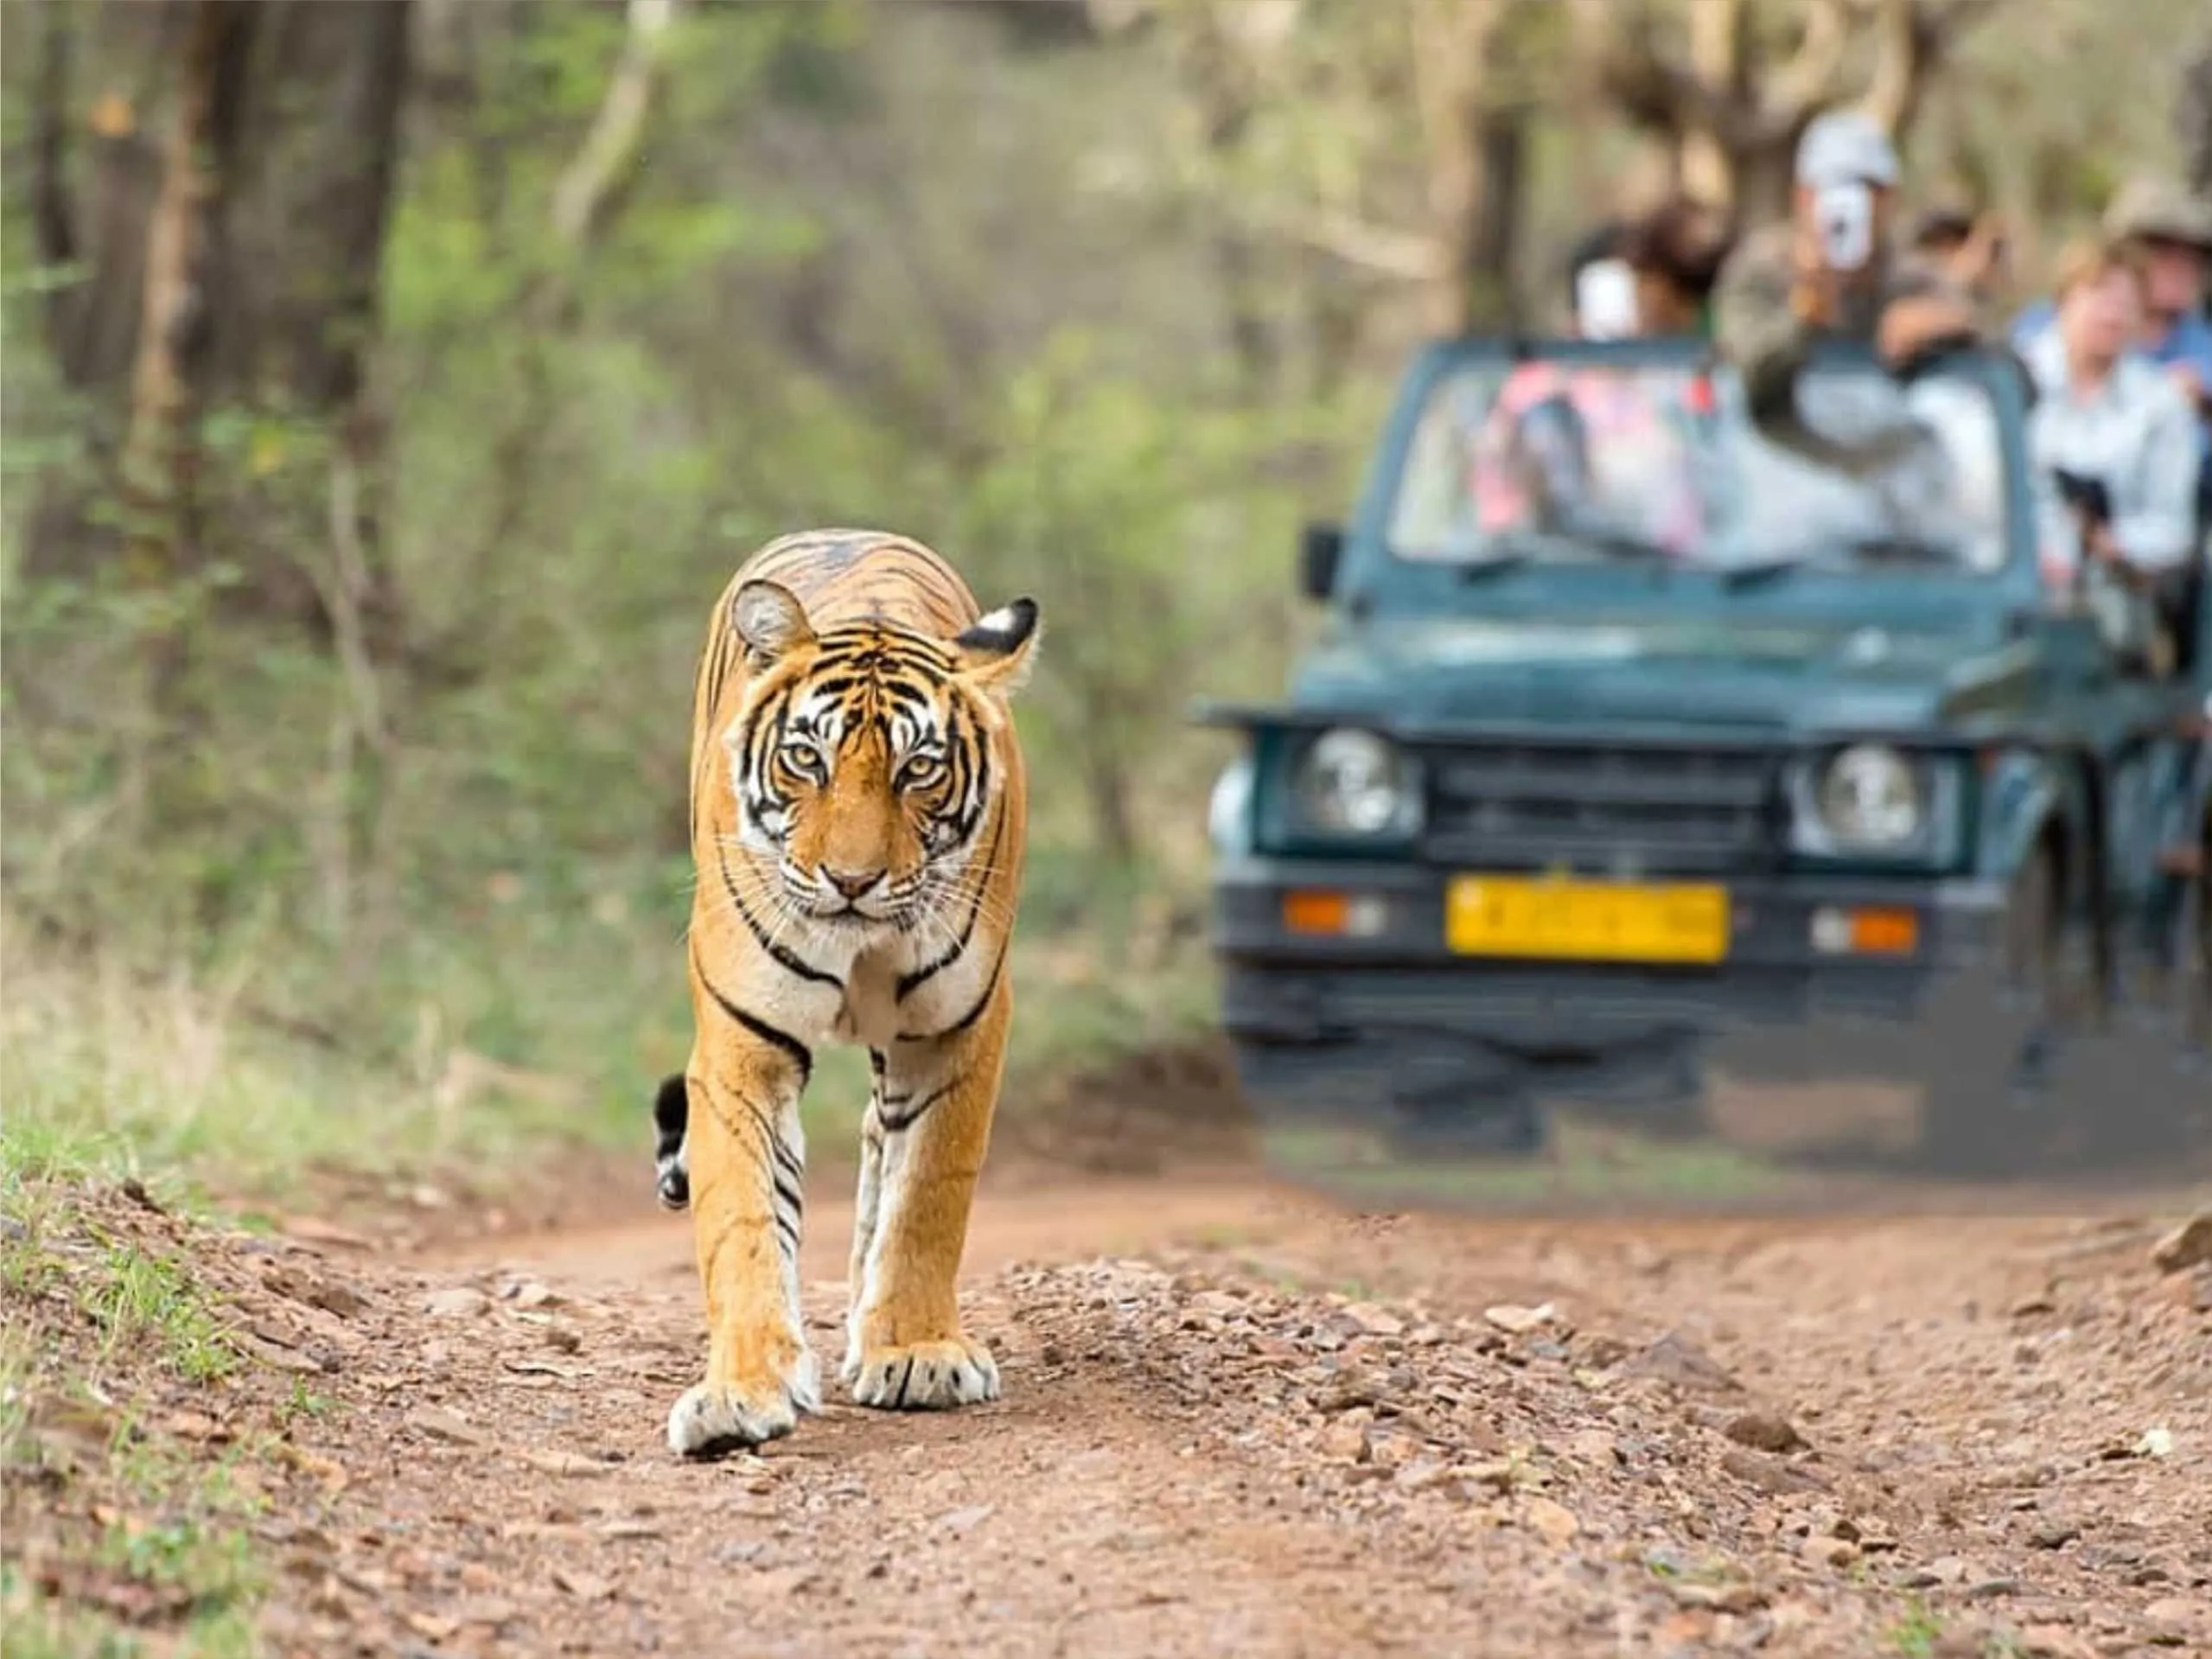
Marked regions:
[1384,346,2013,582]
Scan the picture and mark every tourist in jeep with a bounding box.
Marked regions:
[1711,108,1984,476]
[2022,237,2201,655]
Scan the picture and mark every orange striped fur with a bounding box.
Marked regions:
[655,528,1039,1458]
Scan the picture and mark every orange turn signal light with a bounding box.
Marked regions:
[1848,908,1919,954]
[1811,904,1919,956]
[1282,890,1387,939]
[1283,890,1350,935]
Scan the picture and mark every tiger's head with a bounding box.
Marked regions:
[724,579,1040,931]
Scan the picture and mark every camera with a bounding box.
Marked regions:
[1814,182,1875,271]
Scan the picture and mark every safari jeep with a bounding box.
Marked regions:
[1199,333,2211,1173]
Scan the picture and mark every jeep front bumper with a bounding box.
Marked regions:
[1210,857,2011,1118]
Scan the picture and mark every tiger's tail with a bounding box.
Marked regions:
[652,1072,690,1211]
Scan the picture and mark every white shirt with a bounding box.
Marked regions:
[2022,329,2201,574]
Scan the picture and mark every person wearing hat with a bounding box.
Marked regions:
[2012,180,2212,424]
[1711,105,1985,475]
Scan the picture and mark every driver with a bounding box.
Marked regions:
[1710,107,1988,477]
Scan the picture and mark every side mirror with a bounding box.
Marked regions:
[1299,521,1344,602]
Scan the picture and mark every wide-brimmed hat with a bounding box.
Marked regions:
[2103,176,2212,252]
[1796,108,1899,190]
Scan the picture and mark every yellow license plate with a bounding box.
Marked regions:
[1444,876,1731,965]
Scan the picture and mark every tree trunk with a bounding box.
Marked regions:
[119,0,254,580]
[1576,0,1993,234]
[24,0,414,634]
[1085,744,1141,873]
[1416,0,1529,335]
[1168,3,1280,393]
[1445,105,1527,334]
[2181,38,2212,198]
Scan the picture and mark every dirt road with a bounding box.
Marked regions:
[10,1149,2212,1658]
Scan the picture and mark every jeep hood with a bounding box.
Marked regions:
[1290,616,2031,732]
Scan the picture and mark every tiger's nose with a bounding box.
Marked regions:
[824,865,884,900]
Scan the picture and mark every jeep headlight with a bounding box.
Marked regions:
[1208,755,1255,854]
[1293,727,1423,839]
[1809,743,1925,851]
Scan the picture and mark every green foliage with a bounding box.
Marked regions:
[1885,1595,1946,1657]
[959,328,1323,857]
[6,0,2178,1195]
[0,1247,267,1659]
[79,1245,237,1384]
[0,2,1335,1190]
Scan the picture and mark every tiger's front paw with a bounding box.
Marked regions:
[666,1347,820,1459]
[847,1337,1000,1412]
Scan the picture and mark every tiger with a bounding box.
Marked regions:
[650,527,1040,1459]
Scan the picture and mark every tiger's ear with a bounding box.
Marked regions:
[730,579,815,669]
[952,597,1041,696]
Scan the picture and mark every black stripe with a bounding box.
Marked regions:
[896,800,1004,1001]
[878,1081,953,1134]
[692,946,813,1081]
[875,681,936,720]
[953,705,991,842]
[896,939,1006,1043]
[773,1171,804,1216]
[719,850,843,988]
[770,1136,804,1187]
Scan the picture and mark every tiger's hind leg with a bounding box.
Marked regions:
[666,1030,819,1458]
[842,978,1009,1411]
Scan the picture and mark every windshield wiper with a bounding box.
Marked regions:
[1450,546,1533,581]
[1840,533,1961,567]
[1722,532,1964,590]
[1721,554,1815,590]
[1444,520,1682,582]
[1546,508,1679,567]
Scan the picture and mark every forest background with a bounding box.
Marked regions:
[4,0,2209,1196]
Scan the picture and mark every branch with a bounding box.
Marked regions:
[550,0,683,250]
[1856,0,1923,136]
[1081,0,1154,34]
[1762,0,1852,130]
[1570,0,1743,145]
[1279,207,1448,281]
[1687,0,1753,104]
[1858,0,2006,138]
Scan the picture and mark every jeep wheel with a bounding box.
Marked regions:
[1383,1093,1548,1162]
[1917,841,2079,1177]
[2179,827,2209,1067]
[1994,839,2073,1090]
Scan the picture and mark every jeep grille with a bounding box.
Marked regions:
[1420,743,1782,875]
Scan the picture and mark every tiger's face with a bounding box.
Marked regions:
[724,580,1038,932]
